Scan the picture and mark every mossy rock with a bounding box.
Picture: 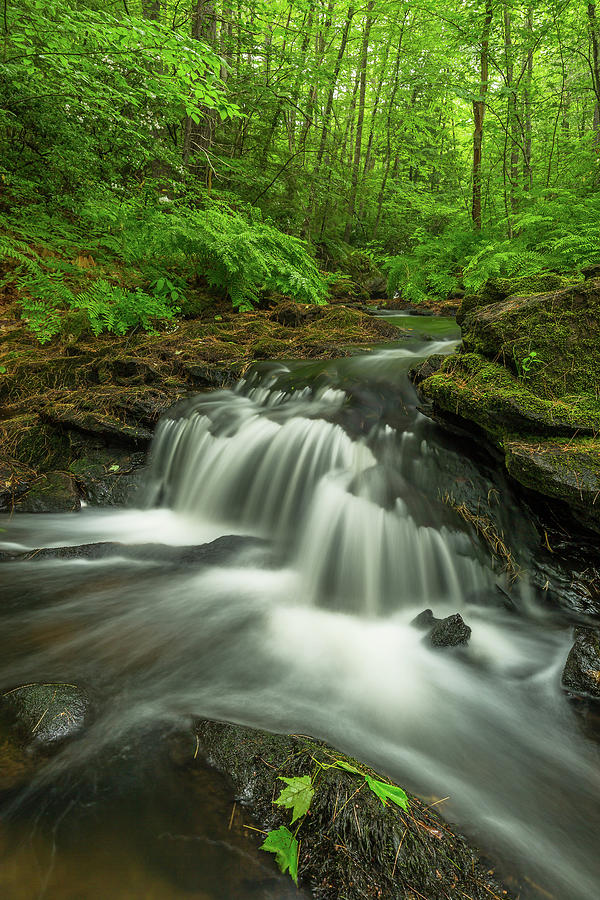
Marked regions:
[457,273,579,326]
[562,628,600,698]
[504,437,600,533]
[16,471,80,513]
[189,720,511,900]
[69,448,146,506]
[418,353,600,442]
[0,683,89,789]
[460,278,600,399]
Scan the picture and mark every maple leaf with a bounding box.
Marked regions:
[275,774,314,823]
[261,826,299,884]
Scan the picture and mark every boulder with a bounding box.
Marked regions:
[0,682,89,749]
[562,629,600,699]
[184,720,511,900]
[428,613,472,648]
[411,609,472,648]
[15,471,80,513]
[414,278,600,532]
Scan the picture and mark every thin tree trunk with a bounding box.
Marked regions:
[183,0,218,188]
[523,6,533,189]
[344,0,375,242]
[472,0,493,229]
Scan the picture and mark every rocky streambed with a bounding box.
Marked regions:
[1,291,600,899]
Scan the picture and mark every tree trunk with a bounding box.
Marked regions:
[344,0,375,242]
[523,6,533,189]
[183,0,218,188]
[472,0,493,229]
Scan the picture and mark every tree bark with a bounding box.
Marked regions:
[344,0,375,242]
[472,0,493,229]
[183,0,218,188]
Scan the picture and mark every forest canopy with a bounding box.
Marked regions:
[1,0,600,336]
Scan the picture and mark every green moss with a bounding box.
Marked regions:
[460,280,600,399]
[457,273,580,325]
[505,437,600,532]
[421,352,600,443]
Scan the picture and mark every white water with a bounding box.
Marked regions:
[1,329,599,900]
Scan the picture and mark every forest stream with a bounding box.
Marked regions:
[1,315,599,900]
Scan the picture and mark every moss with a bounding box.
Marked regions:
[457,273,580,325]
[191,721,511,900]
[505,437,600,532]
[460,279,600,400]
[421,352,600,442]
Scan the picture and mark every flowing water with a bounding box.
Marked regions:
[1,317,599,899]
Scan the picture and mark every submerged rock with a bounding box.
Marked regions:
[0,683,89,791]
[0,683,89,748]
[563,629,600,700]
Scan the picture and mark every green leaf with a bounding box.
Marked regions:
[275,775,314,823]
[364,776,410,811]
[261,826,299,884]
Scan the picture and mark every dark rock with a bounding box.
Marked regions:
[15,472,80,513]
[411,610,472,647]
[2,535,273,568]
[363,274,388,299]
[411,608,437,629]
[428,613,472,648]
[505,439,600,535]
[581,263,600,280]
[562,628,600,699]
[0,682,89,749]
[70,448,146,506]
[408,353,445,387]
[187,720,512,900]
[40,403,154,448]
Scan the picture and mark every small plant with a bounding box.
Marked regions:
[514,348,544,379]
[260,758,409,886]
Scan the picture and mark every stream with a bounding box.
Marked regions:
[1,314,599,899]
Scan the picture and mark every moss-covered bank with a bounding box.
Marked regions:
[0,300,398,512]
[412,277,600,533]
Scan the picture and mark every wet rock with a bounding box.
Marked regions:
[188,720,512,900]
[408,353,445,387]
[505,439,600,535]
[0,683,89,750]
[428,613,472,647]
[563,628,600,699]
[411,610,472,647]
[411,608,437,629]
[70,448,146,506]
[2,535,274,568]
[15,471,80,513]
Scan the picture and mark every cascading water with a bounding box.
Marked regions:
[1,320,599,900]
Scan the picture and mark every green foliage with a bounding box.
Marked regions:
[261,827,299,884]
[513,349,544,380]
[275,775,315,823]
[364,775,410,811]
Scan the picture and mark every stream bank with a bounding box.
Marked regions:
[0,300,396,512]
